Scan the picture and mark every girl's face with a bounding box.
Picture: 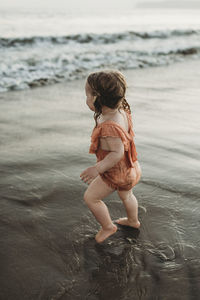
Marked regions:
[85,82,95,111]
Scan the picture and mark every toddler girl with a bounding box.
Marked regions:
[80,70,142,243]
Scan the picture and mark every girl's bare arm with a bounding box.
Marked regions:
[95,137,124,174]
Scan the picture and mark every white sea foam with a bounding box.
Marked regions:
[0,8,200,92]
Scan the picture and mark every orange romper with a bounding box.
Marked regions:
[89,110,138,191]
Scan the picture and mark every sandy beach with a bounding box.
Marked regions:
[0,59,200,299]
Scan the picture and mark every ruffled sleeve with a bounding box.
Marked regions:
[100,124,129,151]
[89,124,129,154]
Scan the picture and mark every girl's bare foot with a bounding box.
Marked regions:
[95,224,118,243]
[115,217,140,228]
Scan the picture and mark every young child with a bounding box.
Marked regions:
[80,70,142,243]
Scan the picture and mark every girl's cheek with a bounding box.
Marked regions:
[89,104,95,111]
[86,101,94,111]
[86,98,90,107]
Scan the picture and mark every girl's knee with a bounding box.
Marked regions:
[83,190,98,205]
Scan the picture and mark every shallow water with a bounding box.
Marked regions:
[0,60,200,299]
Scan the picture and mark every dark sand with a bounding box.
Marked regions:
[0,59,200,300]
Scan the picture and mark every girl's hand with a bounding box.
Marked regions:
[80,166,99,185]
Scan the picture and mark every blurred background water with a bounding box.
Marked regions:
[0,0,200,92]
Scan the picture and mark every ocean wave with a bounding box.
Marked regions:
[157,47,200,56]
[0,28,200,92]
[0,29,199,48]
[1,52,199,93]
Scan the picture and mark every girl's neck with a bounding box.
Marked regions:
[101,105,120,116]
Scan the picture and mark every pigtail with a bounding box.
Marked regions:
[93,96,102,127]
[121,98,131,113]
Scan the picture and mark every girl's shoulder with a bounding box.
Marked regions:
[97,109,131,126]
[92,111,133,138]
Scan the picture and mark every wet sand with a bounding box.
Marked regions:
[0,59,200,299]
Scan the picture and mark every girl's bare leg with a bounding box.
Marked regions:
[115,189,140,228]
[115,162,142,228]
[83,175,117,243]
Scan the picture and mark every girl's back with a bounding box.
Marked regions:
[98,108,130,152]
[98,108,129,130]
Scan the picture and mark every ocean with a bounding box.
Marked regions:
[0,5,200,92]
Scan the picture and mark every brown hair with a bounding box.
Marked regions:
[87,70,131,127]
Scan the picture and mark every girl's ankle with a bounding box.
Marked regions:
[128,218,139,224]
[103,223,116,230]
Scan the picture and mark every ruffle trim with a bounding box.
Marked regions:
[89,114,138,167]
[89,124,129,154]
